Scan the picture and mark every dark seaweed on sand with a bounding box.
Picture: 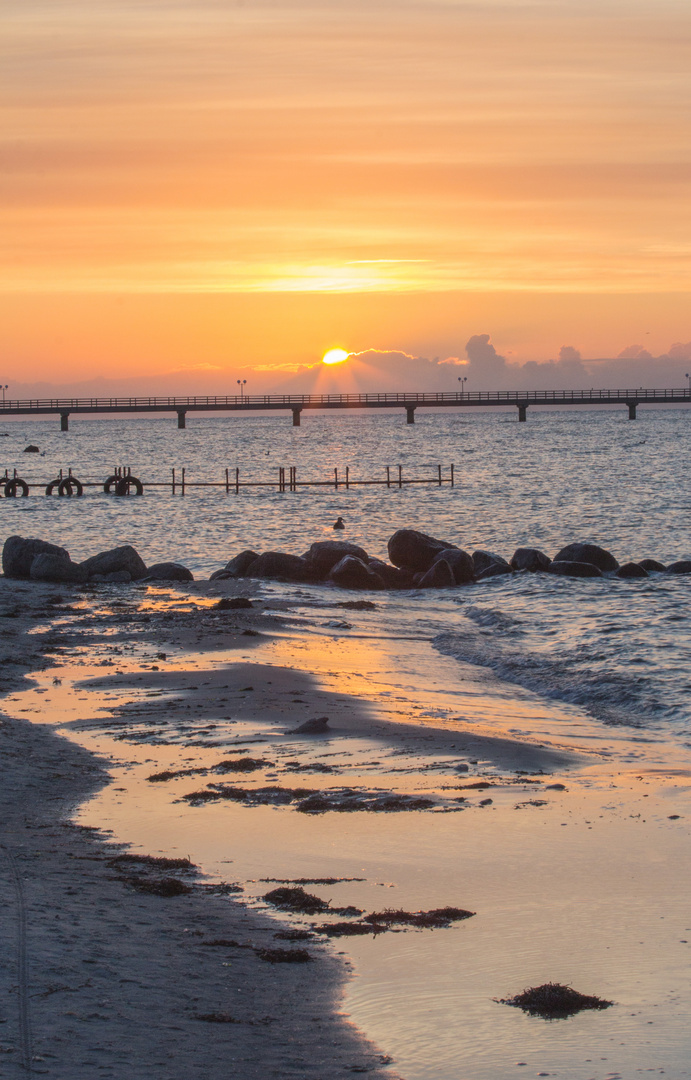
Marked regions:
[108,854,196,871]
[214,757,270,773]
[255,947,312,963]
[262,886,330,914]
[499,982,614,1018]
[120,875,193,897]
[317,906,475,937]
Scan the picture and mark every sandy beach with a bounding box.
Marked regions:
[2,575,691,1079]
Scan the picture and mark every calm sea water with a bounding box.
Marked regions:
[2,406,690,741]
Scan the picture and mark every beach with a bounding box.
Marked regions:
[2,561,691,1079]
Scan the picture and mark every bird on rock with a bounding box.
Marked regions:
[333,516,345,530]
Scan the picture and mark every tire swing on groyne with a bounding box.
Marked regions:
[104,468,144,496]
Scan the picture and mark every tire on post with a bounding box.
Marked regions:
[4,478,30,497]
[58,477,83,497]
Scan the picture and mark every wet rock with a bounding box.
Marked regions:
[418,559,456,588]
[2,536,71,579]
[510,547,551,573]
[23,445,39,453]
[144,562,194,582]
[368,559,415,589]
[304,540,369,577]
[472,550,511,576]
[615,562,648,579]
[79,545,147,581]
[244,551,313,582]
[387,529,457,572]
[667,559,691,574]
[214,597,253,610]
[94,570,133,583]
[29,553,88,584]
[431,548,475,584]
[288,716,330,735]
[475,562,513,580]
[209,569,233,581]
[223,550,260,577]
[329,555,385,590]
[638,558,666,572]
[552,542,618,572]
[546,560,603,578]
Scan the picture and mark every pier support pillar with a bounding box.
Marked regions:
[628,402,637,420]
[292,408,302,427]
[177,410,187,429]
[406,406,416,424]
[60,412,69,432]
[517,404,528,422]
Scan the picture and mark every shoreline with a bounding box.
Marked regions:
[0,580,400,1079]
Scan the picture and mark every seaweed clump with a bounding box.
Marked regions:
[499,982,614,1019]
[262,886,330,914]
[121,875,192,897]
[108,854,196,871]
[255,947,312,964]
[317,906,475,937]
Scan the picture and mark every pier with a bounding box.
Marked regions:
[0,387,688,430]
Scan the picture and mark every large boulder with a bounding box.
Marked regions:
[328,556,385,590]
[145,562,194,582]
[29,553,87,584]
[431,548,474,584]
[472,550,511,576]
[552,543,618,573]
[638,558,666,573]
[304,540,369,578]
[388,529,457,572]
[667,560,691,574]
[475,562,513,580]
[3,536,71,579]
[368,559,415,589]
[511,547,551,573]
[418,559,456,588]
[245,551,312,582]
[546,560,603,579]
[616,562,648,579]
[223,550,260,577]
[79,545,148,581]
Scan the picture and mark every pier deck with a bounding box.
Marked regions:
[0,387,688,429]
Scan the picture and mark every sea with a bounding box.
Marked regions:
[3,405,691,1080]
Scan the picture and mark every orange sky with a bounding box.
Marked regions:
[2,0,691,387]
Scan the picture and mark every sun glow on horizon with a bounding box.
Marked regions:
[322,348,350,365]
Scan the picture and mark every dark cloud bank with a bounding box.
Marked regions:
[8,337,691,399]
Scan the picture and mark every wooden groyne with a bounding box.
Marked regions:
[0,464,455,497]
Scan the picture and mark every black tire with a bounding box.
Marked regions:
[129,476,144,496]
[115,477,129,496]
[58,477,83,497]
[5,479,29,497]
[45,480,58,496]
[104,474,119,494]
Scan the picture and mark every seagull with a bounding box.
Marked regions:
[333,516,345,530]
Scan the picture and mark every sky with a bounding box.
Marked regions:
[2,0,691,394]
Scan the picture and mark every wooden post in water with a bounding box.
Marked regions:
[450,463,454,487]
[334,468,339,490]
[172,468,176,495]
[438,464,442,486]
[235,467,239,495]
[345,466,349,490]
[398,464,402,488]
[181,467,186,496]
[386,466,390,488]
[225,467,229,493]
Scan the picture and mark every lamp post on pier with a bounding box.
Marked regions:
[237,379,247,400]
[0,385,7,404]
[458,376,467,397]
[686,372,690,393]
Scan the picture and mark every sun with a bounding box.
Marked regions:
[322,348,350,365]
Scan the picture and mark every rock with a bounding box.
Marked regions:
[472,550,511,576]
[90,571,133,583]
[304,540,369,577]
[667,560,691,574]
[418,559,456,588]
[328,556,385,590]
[510,547,551,573]
[615,562,648,579]
[23,445,39,453]
[214,597,253,610]
[244,551,313,582]
[288,717,330,735]
[552,542,618,572]
[475,562,513,580]
[431,548,474,584]
[387,529,457,572]
[368,559,415,589]
[3,536,71,579]
[145,562,194,582]
[29,553,88,584]
[223,550,260,577]
[638,558,666,572]
[209,569,233,581]
[546,560,603,578]
[79,545,147,581]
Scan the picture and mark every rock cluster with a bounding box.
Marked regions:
[3,530,689,591]
[2,535,194,584]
